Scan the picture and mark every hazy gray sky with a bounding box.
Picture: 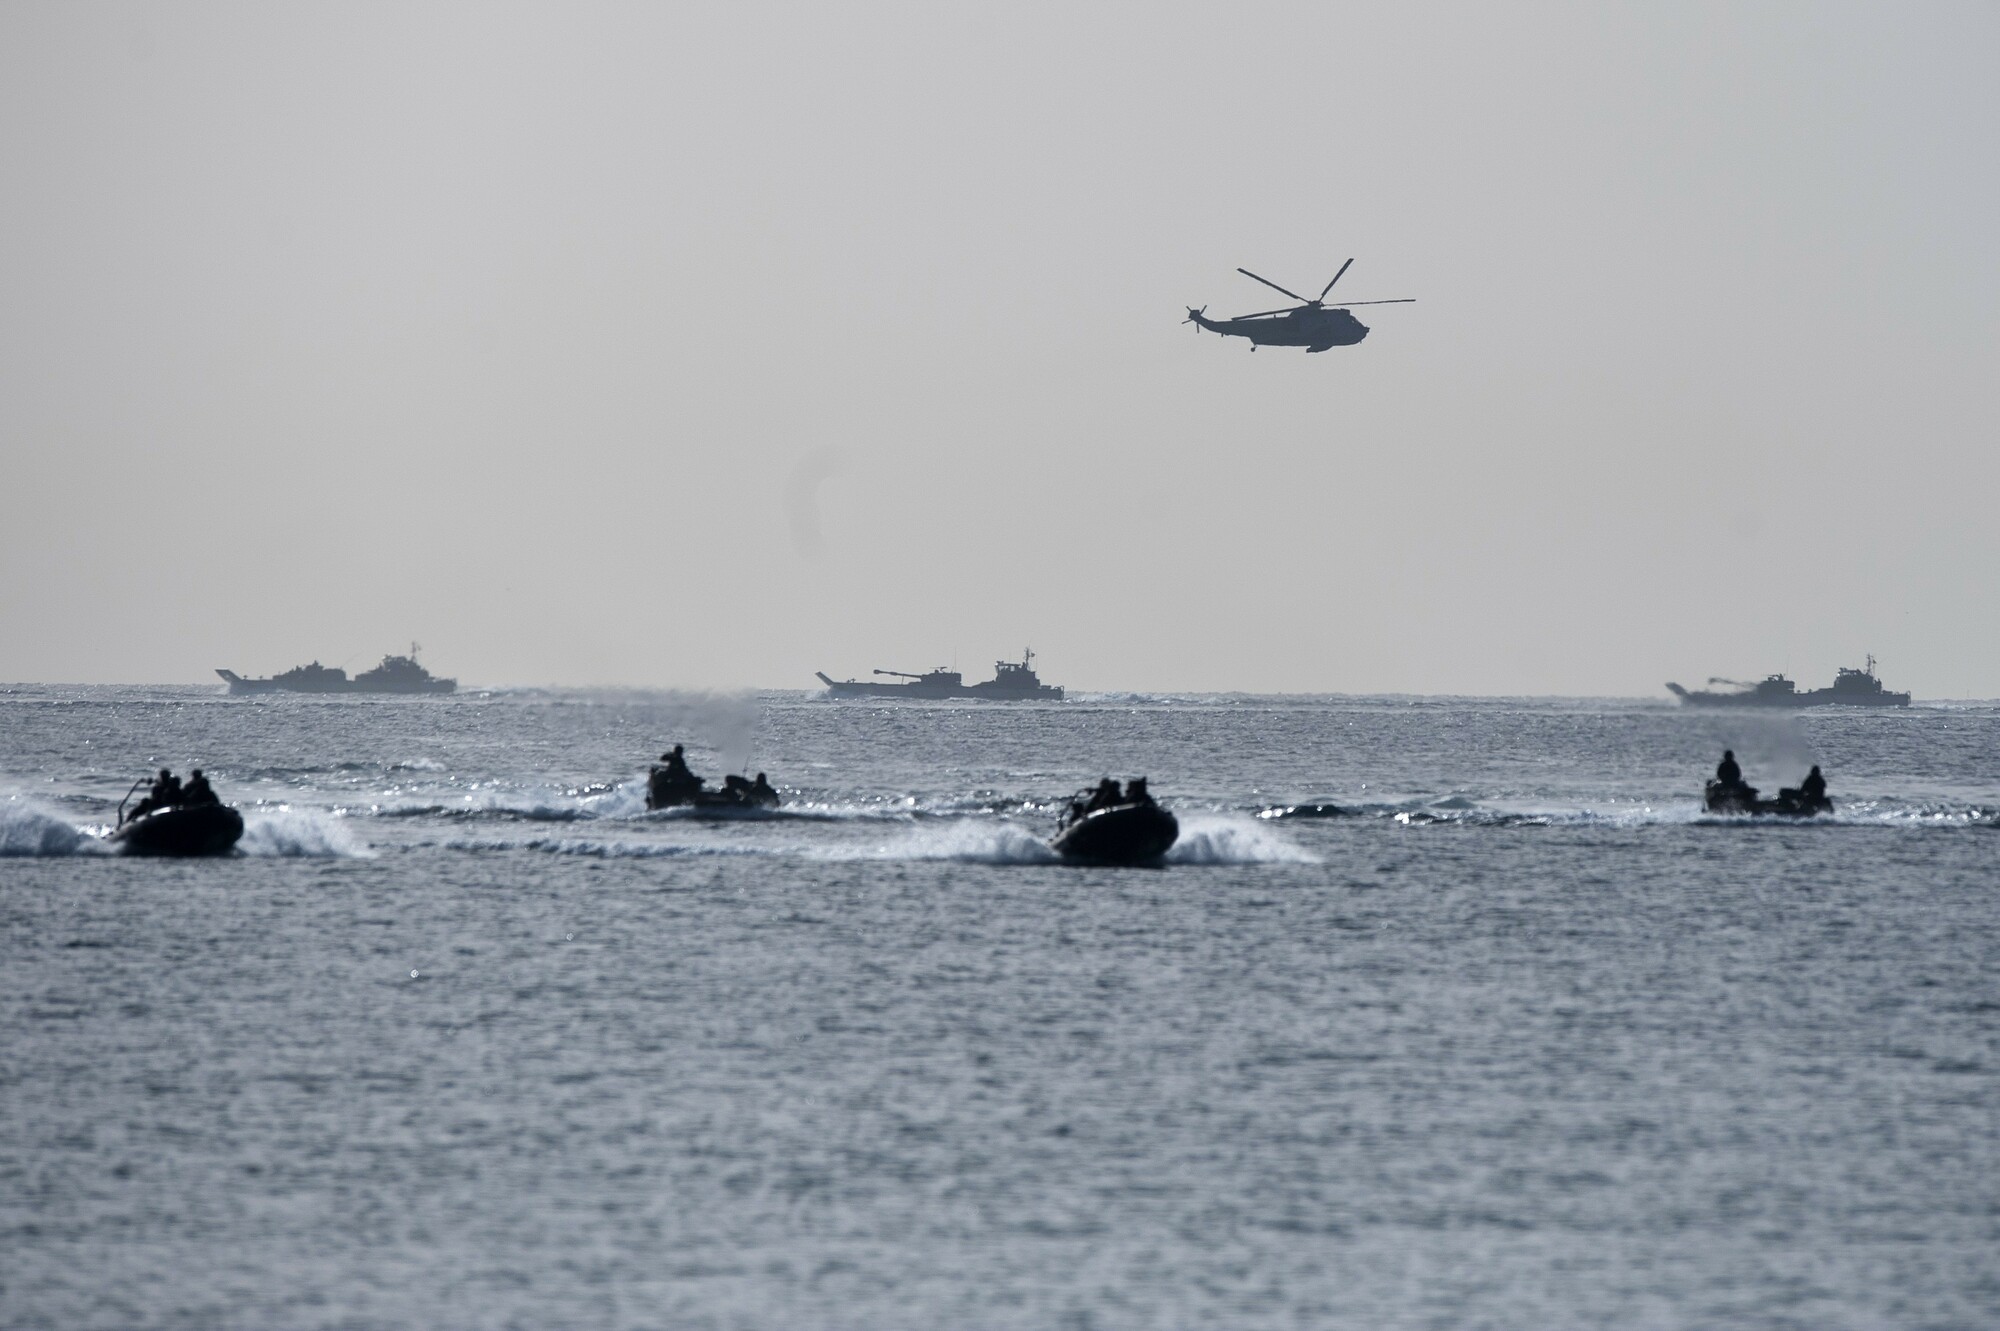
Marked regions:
[4,2,1996,695]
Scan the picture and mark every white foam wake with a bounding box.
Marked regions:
[814,820,1061,864]
[238,809,373,857]
[0,796,108,856]
[1165,814,1319,865]
[816,814,1316,866]
[584,778,653,819]
[438,836,768,859]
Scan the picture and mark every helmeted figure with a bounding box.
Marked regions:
[128,767,183,822]
[180,769,218,807]
[1083,778,1122,814]
[1799,765,1826,801]
[655,744,699,797]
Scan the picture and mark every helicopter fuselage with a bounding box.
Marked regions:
[1188,306,1369,351]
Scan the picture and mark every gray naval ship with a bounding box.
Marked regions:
[217,644,457,696]
[817,649,1063,700]
[1667,656,1909,708]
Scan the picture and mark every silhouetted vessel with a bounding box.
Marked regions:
[110,776,244,856]
[217,644,456,695]
[646,768,781,812]
[1050,791,1179,865]
[816,650,1063,700]
[111,803,244,855]
[1666,656,1908,708]
[1703,781,1833,818]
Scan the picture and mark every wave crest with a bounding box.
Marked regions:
[1166,815,1319,865]
[237,809,373,857]
[817,821,1061,865]
[438,836,767,859]
[0,797,108,856]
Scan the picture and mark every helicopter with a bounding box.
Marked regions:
[1184,259,1413,352]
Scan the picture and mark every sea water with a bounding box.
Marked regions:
[2,686,1996,1329]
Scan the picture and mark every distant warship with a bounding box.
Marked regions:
[1666,656,1909,708]
[817,650,1063,700]
[217,644,457,695]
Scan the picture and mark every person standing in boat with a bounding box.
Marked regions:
[1715,750,1743,789]
[1798,765,1826,802]
[750,773,777,805]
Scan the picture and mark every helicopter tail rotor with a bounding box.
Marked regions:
[1184,306,1207,330]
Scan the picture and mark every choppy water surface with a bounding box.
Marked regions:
[3,687,1996,1329]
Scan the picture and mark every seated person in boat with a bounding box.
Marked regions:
[127,768,183,821]
[1125,777,1152,805]
[722,774,753,801]
[1083,778,1123,814]
[750,773,777,804]
[1781,765,1827,804]
[180,769,219,807]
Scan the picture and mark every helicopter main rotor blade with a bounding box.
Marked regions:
[1325,298,1416,307]
[1236,268,1311,304]
[1316,258,1356,303]
[1229,306,1299,320]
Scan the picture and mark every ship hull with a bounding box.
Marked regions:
[1704,782,1833,817]
[110,804,245,856]
[1666,683,1908,708]
[1050,803,1179,864]
[646,769,781,812]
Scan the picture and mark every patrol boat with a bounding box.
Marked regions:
[1666,656,1909,708]
[217,644,457,696]
[816,650,1064,700]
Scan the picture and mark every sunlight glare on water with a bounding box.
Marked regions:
[2,686,1996,1329]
